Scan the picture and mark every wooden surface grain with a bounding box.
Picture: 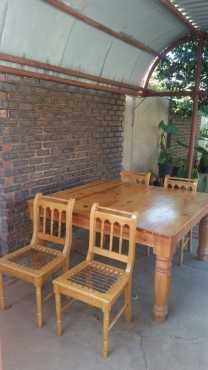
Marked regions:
[33,180,208,239]
[28,180,208,321]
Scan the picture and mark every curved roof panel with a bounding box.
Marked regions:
[170,0,208,31]
[61,0,187,50]
[0,0,198,86]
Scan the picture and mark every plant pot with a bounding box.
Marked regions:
[158,162,173,177]
[199,158,208,174]
[172,166,179,177]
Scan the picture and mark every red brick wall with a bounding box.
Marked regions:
[0,74,125,254]
[169,114,201,161]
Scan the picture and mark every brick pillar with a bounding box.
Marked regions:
[169,113,201,161]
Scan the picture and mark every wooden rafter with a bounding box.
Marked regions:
[46,0,160,57]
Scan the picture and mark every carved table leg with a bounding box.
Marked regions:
[153,256,172,321]
[198,215,208,261]
[0,273,5,310]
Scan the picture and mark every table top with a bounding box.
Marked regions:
[47,180,208,239]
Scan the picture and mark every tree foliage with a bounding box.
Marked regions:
[154,41,208,117]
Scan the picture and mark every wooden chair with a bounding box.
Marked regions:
[120,170,151,186]
[0,193,75,328]
[121,170,151,256]
[164,176,198,192]
[164,176,198,265]
[53,203,138,358]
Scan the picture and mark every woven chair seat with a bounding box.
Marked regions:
[1,245,64,274]
[67,261,125,295]
[9,248,56,270]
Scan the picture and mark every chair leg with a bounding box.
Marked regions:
[102,308,110,358]
[0,273,5,310]
[146,247,151,257]
[178,239,184,266]
[55,292,62,336]
[35,286,43,328]
[63,260,69,273]
[188,230,193,253]
[124,278,132,322]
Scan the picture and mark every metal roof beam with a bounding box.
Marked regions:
[141,88,207,98]
[159,0,199,32]
[142,89,194,97]
[0,52,143,93]
[45,0,160,57]
[0,64,141,96]
[188,37,204,177]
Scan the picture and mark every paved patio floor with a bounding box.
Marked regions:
[1,233,208,370]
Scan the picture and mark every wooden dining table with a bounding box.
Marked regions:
[28,179,208,321]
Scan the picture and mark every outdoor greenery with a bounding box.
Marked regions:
[158,120,200,178]
[154,41,208,117]
[158,120,177,165]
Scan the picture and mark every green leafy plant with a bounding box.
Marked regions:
[154,41,208,117]
[176,158,199,179]
[158,120,178,165]
[158,149,172,165]
[177,138,208,175]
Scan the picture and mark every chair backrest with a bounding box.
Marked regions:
[164,176,198,192]
[120,170,151,186]
[87,203,138,273]
[31,193,75,257]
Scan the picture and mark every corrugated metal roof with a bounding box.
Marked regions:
[0,0,205,87]
[172,0,208,30]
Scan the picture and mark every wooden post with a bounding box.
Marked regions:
[187,38,204,178]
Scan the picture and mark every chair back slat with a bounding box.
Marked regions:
[31,193,75,257]
[87,203,138,272]
[121,170,151,186]
[164,176,198,193]
[58,211,62,238]
[100,220,104,249]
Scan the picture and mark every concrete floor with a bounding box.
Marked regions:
[1,235,208,370]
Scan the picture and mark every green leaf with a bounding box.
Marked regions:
[158,120,178,135]
[154,40,208,118]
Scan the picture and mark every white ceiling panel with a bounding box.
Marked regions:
[0,0,73,64]
[62,0,188,51]
[61,21,112,76]
[0,0,196,86]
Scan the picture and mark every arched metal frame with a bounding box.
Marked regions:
[142,34,195,89]
[0,32,205,178]
[142,32,208,178]
[1,0,208,178]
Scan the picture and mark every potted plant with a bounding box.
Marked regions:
[176,158,199,179]
[158,148,173,177]
[158,120,177,177]
[177,139,208,175]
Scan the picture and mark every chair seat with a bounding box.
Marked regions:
[0,244,65,278]
[54,260,129,305]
